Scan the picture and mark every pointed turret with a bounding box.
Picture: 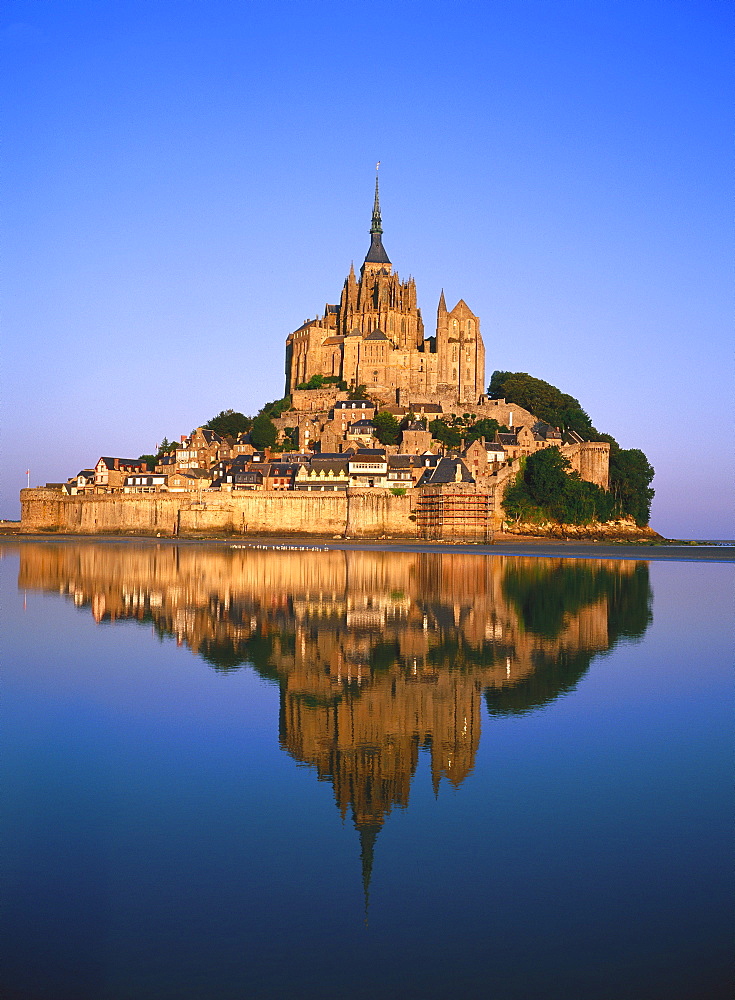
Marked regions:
[371,173,382,235]
[438,288,447,316]
[364,169,391,267]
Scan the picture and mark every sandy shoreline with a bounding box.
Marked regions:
[2,531,733,561]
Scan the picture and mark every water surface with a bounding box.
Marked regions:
[1,541,732,999]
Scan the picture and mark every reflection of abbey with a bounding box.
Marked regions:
[286,175,485,405]
[17,541,651,903]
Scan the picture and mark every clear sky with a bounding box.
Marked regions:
[1,0,732,538]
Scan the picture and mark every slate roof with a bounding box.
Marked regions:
[365,329,389,341]
[200,429,222,445]
[388,454,437,469]
[98,457,144,468]
[305,460,349,475]
[408,402,442,413]
[416,458,475,486]
[263,464,300,476]
[335,400,375,410]
[364,233,391,264]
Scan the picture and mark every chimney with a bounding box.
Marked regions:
[509,411,513,427]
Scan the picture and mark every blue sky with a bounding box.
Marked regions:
[1,0,731,537]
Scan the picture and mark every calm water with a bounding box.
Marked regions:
[1,541,732,1000]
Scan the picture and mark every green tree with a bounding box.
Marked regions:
[429,418,462,449]
[488,371,592,437]
[610,448,655,526]
[259,396,291,420]
[296,373,324,390]
[138,454,156,471]
[250,413,278,449]
[465,417,506,444]
[524,447,571,513]
[374,411,400,445]
[156,437,180,456]
[205,409,252,438]
[281,427,299,451]
[503,448,617,526]
[489,371,655,525]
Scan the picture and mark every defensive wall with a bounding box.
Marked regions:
[20,488,420,538]
[561,441,610,490]
[19,442,609,539]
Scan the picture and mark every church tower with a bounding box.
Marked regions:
[436,296,485,404]
[338,171,424,354]
[284,174,484,404]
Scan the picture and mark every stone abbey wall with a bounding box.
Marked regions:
[20,489,418,538]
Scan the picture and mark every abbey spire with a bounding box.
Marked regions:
[364,168,391,267]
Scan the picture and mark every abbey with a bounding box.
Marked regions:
[285,177,485,406]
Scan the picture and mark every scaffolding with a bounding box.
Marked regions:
[416,490,493,542]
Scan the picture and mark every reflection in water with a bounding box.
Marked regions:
[16,543,651,910]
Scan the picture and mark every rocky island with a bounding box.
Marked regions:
[20,178,654,541]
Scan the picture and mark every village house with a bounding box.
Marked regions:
[346,419,376,447]
[123,474,168,494]
[462,438,507,479]
[347,450,389,488]
[416,457,475,487]
[62,469,96,495]
[294,459,350,491]
[400,420,434,454]
[167,469,213,493]
[175,427,228,471]
[94,457,148,492]
[260,463,302,490]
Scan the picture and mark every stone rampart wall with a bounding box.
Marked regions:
[20,489,417,538]
[561,442,610,490]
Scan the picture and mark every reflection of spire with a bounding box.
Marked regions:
[358,823,381,924]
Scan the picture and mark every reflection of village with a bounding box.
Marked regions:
[16,543,651,904]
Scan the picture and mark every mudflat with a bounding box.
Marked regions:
[4,532,734,561]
